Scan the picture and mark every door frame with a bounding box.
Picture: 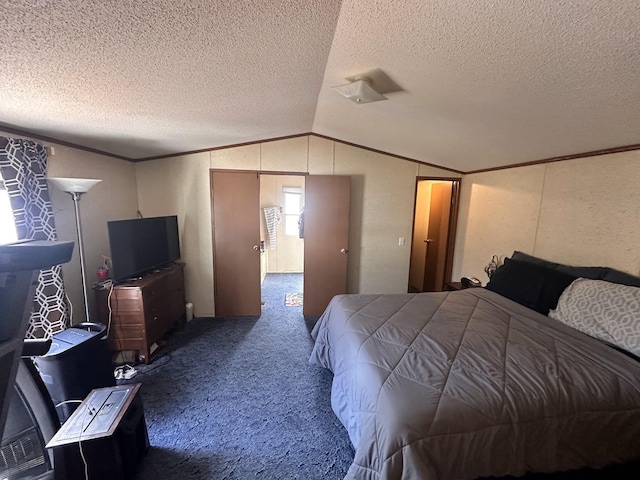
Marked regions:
[259,171,307,275]
[210,169,353,317]
[408,177,462,291]
[210,168,309,316]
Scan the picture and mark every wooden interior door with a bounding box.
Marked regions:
[408,181,431,291]
[210,171,261,316]
[422,182,453,291]
[303,175,350,316]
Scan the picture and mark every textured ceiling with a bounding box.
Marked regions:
[1,1,640,171]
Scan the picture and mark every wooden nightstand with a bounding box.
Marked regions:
[444,281,466,291]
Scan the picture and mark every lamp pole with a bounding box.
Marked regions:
[48,177,101,325]
[69,191,91,323]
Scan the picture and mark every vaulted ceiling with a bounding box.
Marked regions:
[1,1,639,172]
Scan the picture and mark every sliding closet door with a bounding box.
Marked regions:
[210,171,261,316]
[303,175,350,316]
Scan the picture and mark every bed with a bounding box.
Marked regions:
[309,253,640,479]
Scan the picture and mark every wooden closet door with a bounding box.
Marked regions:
[303,175,350,316]
[210,171,261,316]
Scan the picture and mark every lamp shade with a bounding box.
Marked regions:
[48,178,101,193]
[332,78,387,104]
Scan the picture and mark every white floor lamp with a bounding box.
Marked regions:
[48,177,101,323]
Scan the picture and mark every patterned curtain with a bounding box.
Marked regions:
[0,137,69,338]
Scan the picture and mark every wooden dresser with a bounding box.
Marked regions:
[95,263,185,363]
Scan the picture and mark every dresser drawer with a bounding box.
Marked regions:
[95,263,185,363]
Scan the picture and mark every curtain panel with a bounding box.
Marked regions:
[0,137,69,338]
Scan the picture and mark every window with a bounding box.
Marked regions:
[282,187,302,236]
[0,179,18,245]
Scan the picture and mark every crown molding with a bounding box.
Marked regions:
[466,143,640,174]
[2,124,638,175]
[0,124,130,161]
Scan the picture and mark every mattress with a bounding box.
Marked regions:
[309,288,640,479]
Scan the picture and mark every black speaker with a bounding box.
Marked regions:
[35,323,115,423]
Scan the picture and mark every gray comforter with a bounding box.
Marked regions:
[309,288,640,479]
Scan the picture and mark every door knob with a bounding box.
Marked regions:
[424,239,434,243]
[253,245,260,251]
[340,248,349,254]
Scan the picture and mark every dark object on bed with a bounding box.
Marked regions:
[510,251,640,287]
[310,256,640,479]
[601,268,640,287]
[485,257,576,314]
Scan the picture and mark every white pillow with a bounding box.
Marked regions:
[548,278,640,356]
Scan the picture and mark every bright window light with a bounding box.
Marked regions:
[0,188,18,245]
[283,187,302,236]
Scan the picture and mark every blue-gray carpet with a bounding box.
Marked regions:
[132,273,353,479]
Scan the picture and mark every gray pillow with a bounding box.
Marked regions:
[548,278,640,357]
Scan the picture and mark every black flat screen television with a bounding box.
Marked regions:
[107,216,180,282]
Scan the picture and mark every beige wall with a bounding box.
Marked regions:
[0,130,139,323]
[134,152,212,321]
[11,129,635,322]
[453,150,640,284]
[135,135,459,316]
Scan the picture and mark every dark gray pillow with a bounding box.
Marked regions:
[486,258,577,315]
[602,268,640,287]
[510,251,607,280]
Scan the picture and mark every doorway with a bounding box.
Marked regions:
[408,178,460,292]
[210,171,350,317]
[259,174,305,309]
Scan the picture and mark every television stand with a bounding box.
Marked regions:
[94,263,186,363]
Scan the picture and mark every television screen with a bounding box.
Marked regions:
[107,216,180,282]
